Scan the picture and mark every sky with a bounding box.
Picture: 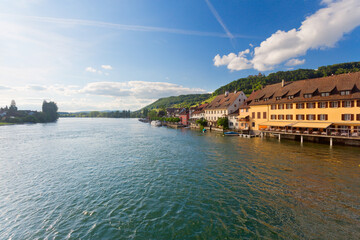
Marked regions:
[0,0,359,112]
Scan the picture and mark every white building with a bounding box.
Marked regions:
[204,91,247,126]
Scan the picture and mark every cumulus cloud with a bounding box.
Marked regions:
[85,67,97,73]
[213,49,252,71]
[285,58,305,66]
[214,0,360,71]
[80,81,207,99]
[101,65,112,70]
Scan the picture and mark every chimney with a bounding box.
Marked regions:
[281,79,285,87]
[225,91,229,97]
[234,90,237,94]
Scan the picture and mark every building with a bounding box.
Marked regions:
[228,109,239,129]
[237,103,250,131]
[205,91,247,127]
[166,108,182,117]
[189,103,208,120]
[246,72,360,136]
[179,108,189,126]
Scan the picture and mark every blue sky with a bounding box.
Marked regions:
[0,0,359,111]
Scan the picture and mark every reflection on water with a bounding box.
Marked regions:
[0,118,359,239]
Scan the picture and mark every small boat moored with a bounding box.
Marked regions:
[151,120,162,127]
[224,131,240,136]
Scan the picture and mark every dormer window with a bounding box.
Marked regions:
[304,94,312,98]
[264,98,268,101]
[276,96,281,100]
[340,90,350,96]
[321,92,330,97]
[255,99,259,102]
[288,95,294,99]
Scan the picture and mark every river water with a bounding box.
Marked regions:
[0,118,359,239]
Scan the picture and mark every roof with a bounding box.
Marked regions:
[191,103,209,114]
[206,91,244,110]
[248,72,360,106]
[228,109,239,115]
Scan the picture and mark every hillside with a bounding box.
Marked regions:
[140,61,360,112]
[213,61,360,95]
[144,93,211,110]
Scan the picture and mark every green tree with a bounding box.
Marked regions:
[42,100,58,122]
[217,117,229,129]
[196,118,207,127]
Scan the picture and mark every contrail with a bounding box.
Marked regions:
[0,13,255,39]
[204,0,234,39]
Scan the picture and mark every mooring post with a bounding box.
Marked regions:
[330,137,333,147]
[278,134,281,141]
[301,135,303,144]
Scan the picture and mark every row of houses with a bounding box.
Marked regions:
[167,71,360,137]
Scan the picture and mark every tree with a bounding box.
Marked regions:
[196,118,207,127]
[42,100,58,122]
[8,100,18,115]
[217,117,229,129]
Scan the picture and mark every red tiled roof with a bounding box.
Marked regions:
[248,72,360,106]
[206,91,244,110]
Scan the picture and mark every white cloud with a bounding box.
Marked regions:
[285,58,305,66]
[101,65,112,70]
[214,0,360,71]
[213,49,252,71]
[80,81,207,99]
[85,67,97,73]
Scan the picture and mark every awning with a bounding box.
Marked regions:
[291,122,332,129]
[259,121,294,127]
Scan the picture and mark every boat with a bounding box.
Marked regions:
[151,120,162,127]
[224,131,240,136]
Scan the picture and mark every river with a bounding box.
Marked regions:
[0,118,359,239]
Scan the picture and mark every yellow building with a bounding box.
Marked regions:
[244,72,360,137]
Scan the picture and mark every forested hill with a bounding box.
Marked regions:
[140,61,360,111]
[144,93,211,109]
[213,61,360,95]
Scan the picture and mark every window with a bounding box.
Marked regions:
[306,103,315,109]
[278,104,284,109]
[286,114,293,120]
[340,90,350,96]
[252,112,255,119]
[246,109,249,112]
[286,103,293,109]
[304,94,312,98]
[271,105,277,110]
[263,112,267,119]
[257,112,261,119]
[318,102,327,108]
[255,99,259,102]
[306,114,315,120]
[342,114,354,121]
[252,122,255,127]
[321,92,330,97]
[296,103,304,109]
[278,115,284,120]
[264,98,268,101]
[330,101,339,108]
[288,95,294,99]
[342,100,353,108]
[296,114,305,120]
[276,96,281,100]
[357,114,360,121]
[271,115,277,120]
[318,114,328,121]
